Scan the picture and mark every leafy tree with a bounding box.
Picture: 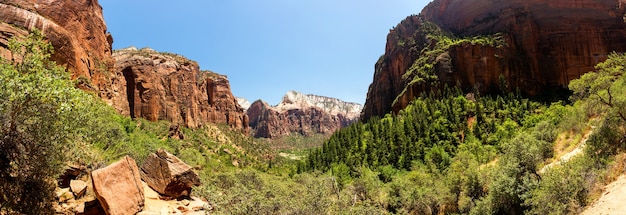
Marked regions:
[569,52,626,122]
[0,30,93,213]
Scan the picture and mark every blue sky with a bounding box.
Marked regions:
[101,1,431,105]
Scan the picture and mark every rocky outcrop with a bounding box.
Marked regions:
[92,156,144,215]
[247,91,362,138]
[0,0,114,91]
[140,149,201,199]
[110,47,248,130]
[362,0,626,120]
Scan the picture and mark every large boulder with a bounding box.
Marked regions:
[92,156,144,215]
[140,149,201,199]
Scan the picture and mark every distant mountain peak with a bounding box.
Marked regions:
[244,91,363,138]
[236,97,251,111]
[275,91,363,118]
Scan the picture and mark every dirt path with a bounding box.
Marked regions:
[539,129,593,174]
[581,174,626,215]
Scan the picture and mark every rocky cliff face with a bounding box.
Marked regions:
[0,1,250,131]
[0,0,114,92]
[247,91,362,138]
[110,47,248,130]
[362,0,626,120]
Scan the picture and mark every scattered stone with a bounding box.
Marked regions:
[58,164,87,187]
[70,179,88,198]
[56,187,74,203]
[140,149,201,199]
[168,124,185,139]
[92,156,144,215]
[181,199,190,206]
[188,197,210,211]
[177,205,189,213]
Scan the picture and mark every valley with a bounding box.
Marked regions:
[1,0,626,214]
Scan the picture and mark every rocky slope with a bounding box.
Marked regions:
[0,0,114,92]
[110,47,248,130]
[246,91,362,138]
[362,0,626,120]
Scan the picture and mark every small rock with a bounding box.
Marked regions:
[188,197,210,211]
[177,205,189,212]
[76,197,105,215]
[75,203,85,214]
[70,179,88,198]
[56,187,74,202]
[181,199,190,206]
[58,164,87,188]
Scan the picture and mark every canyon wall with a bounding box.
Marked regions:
[111,48,248,130]
[362,0,626,120]
[0,1,248,130]
[0,0,114,92]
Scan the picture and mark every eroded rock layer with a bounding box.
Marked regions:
[0,0,114,92]
[0,1,249,131]
[111,47,248,130]
[362,0,626,120]
[247,91,362,138]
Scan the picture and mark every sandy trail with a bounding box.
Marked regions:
[581,174,626,215]
[539,129,593,174]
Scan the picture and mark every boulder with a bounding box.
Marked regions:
[140,149,201,199]
[70,179,88,198]
[92,156,144,215]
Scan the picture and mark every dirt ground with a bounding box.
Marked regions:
[581,174,626,215]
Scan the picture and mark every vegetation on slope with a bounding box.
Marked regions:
[3,31,626,214]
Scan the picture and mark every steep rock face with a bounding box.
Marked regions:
[247,91,362,138]
[362,0,626,120]
[111,47,248,130]
[0,0,114,91]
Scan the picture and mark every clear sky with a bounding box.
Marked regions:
[100,1,431,105]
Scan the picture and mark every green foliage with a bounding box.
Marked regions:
[524,156,591,215]
[570,52,626,122]
[198,170,333,215]
[303,88,540,174]
[393,21,505,106]
[0,30,99,213]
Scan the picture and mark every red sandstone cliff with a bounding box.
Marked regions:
[0,0,114,92]
[0,1,248,130]
[246,91,362,139]
[362,0,626,120]
[111,47,248,130]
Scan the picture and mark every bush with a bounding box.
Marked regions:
[0,31,93,213]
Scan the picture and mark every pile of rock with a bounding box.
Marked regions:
[55,149,208,215]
